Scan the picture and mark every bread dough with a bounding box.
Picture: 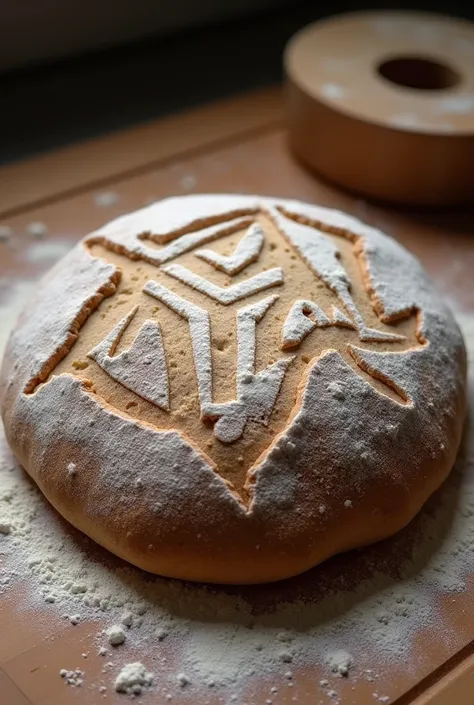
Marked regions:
[0,195,466,583]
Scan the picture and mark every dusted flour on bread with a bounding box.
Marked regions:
[0,195,466,583]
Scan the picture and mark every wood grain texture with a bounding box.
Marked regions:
[413,653,474,705]
[0,86,283,219]
[0,668,33,705]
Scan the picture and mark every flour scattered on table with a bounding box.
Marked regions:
[107,625,126,646]
[326,650,354,676]
[180,175,197,190]
[177,672,191,687]
[60,668,84,687]
[67,462,77,477]
[0,279,36,355]
[26,241,72,263]
[95,191,119,207]
[115,662,153,695]
[26,221,48,238]
[121,610,133,627]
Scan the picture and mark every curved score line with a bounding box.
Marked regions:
[24,265,120,395]
[347,344,412,405]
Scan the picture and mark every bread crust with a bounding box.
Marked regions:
[0,195,466,583]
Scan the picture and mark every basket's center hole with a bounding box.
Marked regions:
[377,56,461,90]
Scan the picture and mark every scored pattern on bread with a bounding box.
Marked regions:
[1,194,466,582]
[331,305,356,329]
[22,200,427,449]
[269,207,406,343]
[281,300,331,349]
[195,222,264,275]
[142,281,293,443]
[78,203,423,450]
[161,263,284,305]
[87,305,170,410]
[85,203,423,435]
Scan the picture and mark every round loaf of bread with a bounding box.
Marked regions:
[0,195,466,583]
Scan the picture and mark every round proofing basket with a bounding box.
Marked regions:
[284,11,474,206]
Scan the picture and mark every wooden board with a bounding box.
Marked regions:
[1,86,473,705]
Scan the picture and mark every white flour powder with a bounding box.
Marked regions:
[0,279,36,355]
[114,662,153,694]
[326,650,354,676]
[107,625,126,646]
[59,667,84,687]
[26,240,73,264]
[1,309,474,700]
[26,221,48,238]
[94,191,120,208]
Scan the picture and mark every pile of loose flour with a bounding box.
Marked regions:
[1,281,474,702]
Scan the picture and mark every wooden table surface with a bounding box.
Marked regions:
[0,86,473,705]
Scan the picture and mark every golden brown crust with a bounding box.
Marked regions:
[0,195,467,583]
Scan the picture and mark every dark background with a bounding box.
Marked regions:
[0,0,472,165]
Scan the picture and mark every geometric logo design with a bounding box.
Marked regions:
[143,282,293,442]
[87,305,169,410]
[82,205,425,446]
[195,222,264,275]
[161,262,284,305]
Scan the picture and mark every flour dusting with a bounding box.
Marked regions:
[26,240,73,263]
[26,221,48,238]
[326,650,354,676]
[0,279,36,354]
[94,191,119,207]
[106,624,126,646]
[59,667,84,687]
[114,662,153,695]
[1,263,473,701]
